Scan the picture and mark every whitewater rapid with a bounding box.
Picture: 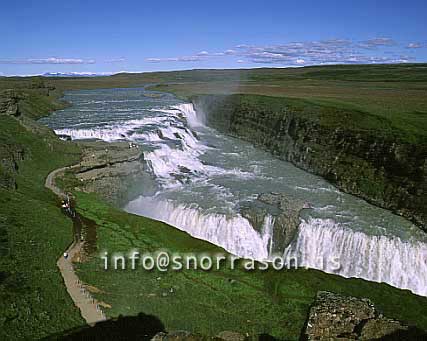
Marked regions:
[39,88,427,297]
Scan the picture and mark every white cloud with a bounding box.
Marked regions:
[236,44,252,49]
[146,55,205,62]
[234,38,414,65]
[224,49,237,55]
[407,43,422,49]
[0,57,96,64]
[105,58,126,63]
[145,58,163,62]
[145,37,416,66]
[358,37,396,49]
[197,51,209,56]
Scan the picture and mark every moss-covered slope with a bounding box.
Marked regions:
[0,86,84,339]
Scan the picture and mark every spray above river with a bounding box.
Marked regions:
[39,88,427,297]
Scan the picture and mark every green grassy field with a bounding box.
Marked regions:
[195,93,425,143]
[0,114,84,339]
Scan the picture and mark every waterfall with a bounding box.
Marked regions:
[284,217,427,297]
[173,103,205,127]
[54,118,166,141]
[130,102,427,298]
[126,193,427,297]
[125,196,274,260]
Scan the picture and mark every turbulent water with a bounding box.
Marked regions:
[40,88,427,297]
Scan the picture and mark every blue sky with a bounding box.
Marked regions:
[1,0,426,75]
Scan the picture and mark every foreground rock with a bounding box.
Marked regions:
[303,291,426,340]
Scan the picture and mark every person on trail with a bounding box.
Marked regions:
[63,252,69,260]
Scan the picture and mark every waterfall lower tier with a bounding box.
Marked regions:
[125,196,273,260]
[126,197,427,297]
[285,218,427,297]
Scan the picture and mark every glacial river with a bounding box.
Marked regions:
[39,87,427,296]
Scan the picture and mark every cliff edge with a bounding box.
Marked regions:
[193,94,427,230]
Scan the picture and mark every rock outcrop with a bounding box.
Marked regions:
[193,95,427,230]
[303,291,426,340]
[0,90,21,117]
[0,85,71,190]
[70,141,154,207]
[0,143,25,190]
[240,192,307,253]
[1,80,66,120]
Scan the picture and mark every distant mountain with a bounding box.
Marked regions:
[42,72,114,77]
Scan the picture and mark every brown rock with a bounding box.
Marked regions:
[216,331,246,341]
[304,291,416,340]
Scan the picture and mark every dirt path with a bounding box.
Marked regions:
[45,166,71,198]
[45,165,107,326]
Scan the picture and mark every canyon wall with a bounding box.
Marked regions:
[193,94,427,230]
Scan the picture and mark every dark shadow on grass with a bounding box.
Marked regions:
[373,326,427,340]
[44,312,165,340]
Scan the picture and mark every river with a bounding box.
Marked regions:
[39,87,427,297]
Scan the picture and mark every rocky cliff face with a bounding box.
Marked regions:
[193,95,427,230]
[0,85,66,190]
[0,90,21,117]
[69,141,151,207]
[0,144,25,190]
[0,91,25,189]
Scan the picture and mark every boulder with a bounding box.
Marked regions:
[303,291,416,340]
[216,331,245,341]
